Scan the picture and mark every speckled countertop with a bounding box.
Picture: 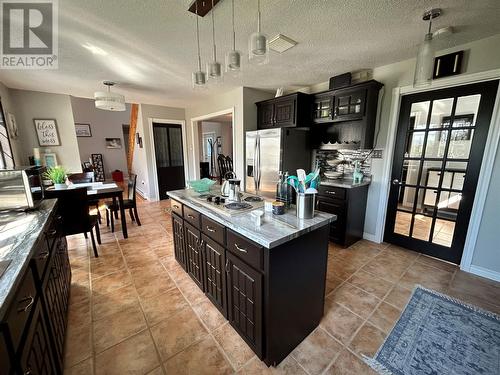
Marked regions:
[0,199,57,319]
[168,189,336,249]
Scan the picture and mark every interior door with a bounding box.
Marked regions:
[385,80,499,264]
[153,123,185,200]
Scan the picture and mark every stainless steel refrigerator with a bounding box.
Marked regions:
[245,128,311,198]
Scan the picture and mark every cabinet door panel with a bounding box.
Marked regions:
[257,103,274,129]
[184,223,204,290]
[273,99,296,127]
[226,252,262,357]
[202,235,226,316]
[172,214,187,269]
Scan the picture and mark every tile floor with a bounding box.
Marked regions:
[63,199,500,375]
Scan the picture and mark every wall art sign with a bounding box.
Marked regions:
[91,153,105,182]
[75,123,92,137]
[34,119,60,146]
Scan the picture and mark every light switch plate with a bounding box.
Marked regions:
[372,149,383,159]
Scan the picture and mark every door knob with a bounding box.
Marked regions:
[392,179,400,185]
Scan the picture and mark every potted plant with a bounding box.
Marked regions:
[44,166,67,190]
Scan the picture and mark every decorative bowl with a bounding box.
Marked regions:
[326,159,343,167]
[188,178,216,193]
[323,171,343,180]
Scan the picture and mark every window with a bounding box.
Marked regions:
[0,100,14,169]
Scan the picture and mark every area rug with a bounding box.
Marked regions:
[364,286,500,375]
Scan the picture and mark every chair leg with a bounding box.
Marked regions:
[96,204,102,224]
[106,209,110,227]
[90,229,98,257]
[133,207,141,226]
[84,232,88,239]
[129,208,135,222]
[114,209,119,220]
[95,223,101,244]
[110,211,115,233]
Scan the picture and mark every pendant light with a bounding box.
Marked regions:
[248,0,269,65]
[413,8,441,87]
[94,81,125,111]
[192,2,206,89]
[225,0,241,75]
[207,0,223,83]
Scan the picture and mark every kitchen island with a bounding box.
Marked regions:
[167,188,336,366]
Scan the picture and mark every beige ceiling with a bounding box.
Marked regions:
[0,0,499,108]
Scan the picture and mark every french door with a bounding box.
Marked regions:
[385,80,498,264]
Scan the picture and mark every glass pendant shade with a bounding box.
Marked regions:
[414,33,435,87]
[207,61,223,83]
[225,49,241,75]
[192,70,207,89]
[249,32,269,65]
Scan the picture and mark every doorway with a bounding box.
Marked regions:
[384,80,499,264]
[152,122,186,199]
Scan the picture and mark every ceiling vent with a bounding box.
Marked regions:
[269,34,297,53]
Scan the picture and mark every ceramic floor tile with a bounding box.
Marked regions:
[95,330,160,375]
[192,299,227,331]
[64,357,93,375]
[133,272,176,300]
[92,283,140,321]
[325,349,376,375]
[347,270,394,299]
[449,270,500,307]
[64,322,92,367]
[213,323,255,370]
[349,322,386,357]
[325,275,344,296]
[237,355,307,374]
[368,302,402,334]
[416,254,457,273]
[92,269,132,295]
[150,307,208,361]
[163,336,233,375]
[328,283,381,319]
[321,300,364,344]
[399,262,454,292]
[141,287,188,326]
[291,327,343,375]
[93,304,147,353]
[361,253,412,283]
[384,285,412,310]
[176,275,208,305]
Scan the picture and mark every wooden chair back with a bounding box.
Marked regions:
[127,174,137,202]
[46,187,91,236]
[68,172,94,184]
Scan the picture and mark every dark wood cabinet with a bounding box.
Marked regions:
[333,87,366,121]
[316,185,369,246]
[226,251,263,357]
[256,92,311,129]
[172,213,187,270]
[184,222,204,289]
[312,92,334,123]
[0,331,12,375]
[201,235,226,316]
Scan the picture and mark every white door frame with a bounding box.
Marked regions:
[376,69,500,274]
[147,118,189,201]
[190,107,235,180]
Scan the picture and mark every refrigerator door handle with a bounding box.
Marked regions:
[255,135,261,192]
[253,135,258,192]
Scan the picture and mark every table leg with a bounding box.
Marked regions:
[118,194,128,238]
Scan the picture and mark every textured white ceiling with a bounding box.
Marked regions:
[1,0,499,108]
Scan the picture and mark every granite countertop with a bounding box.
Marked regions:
[168,189,336,248]
[0,199,57,319]
[320,177,371,189]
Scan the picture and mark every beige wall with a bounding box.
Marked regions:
[71,96,131,178]
[9,89,81,172]
[0,82,22,166]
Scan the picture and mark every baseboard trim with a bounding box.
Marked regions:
[468,265,500,283]
[363,232,381,243]
[136,188,149,200]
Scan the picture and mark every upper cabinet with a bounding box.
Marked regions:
[256,92,311,129]
[312,92,334,123]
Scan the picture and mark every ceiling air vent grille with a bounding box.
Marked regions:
[269,34,297,53]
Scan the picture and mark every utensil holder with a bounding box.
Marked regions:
[296,193,315,219]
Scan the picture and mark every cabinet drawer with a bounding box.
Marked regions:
[318,186,346,200]
[171,199,183,217]
[31,236,52,283]
[183,206,200,228]
[201,216,225,245]
[226,230,263,271]
[6,269,37,350]
[0,332,11,374]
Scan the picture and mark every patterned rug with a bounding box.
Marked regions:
[364,286,500,375]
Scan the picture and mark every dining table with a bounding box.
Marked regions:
[45,181,128,239]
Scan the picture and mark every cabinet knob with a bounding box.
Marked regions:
[46,229,57,236]
[225,259,230,273]
[187,214,195,219]
[206,226,216,233]
[234,243,247,253]
[17,295,34,313]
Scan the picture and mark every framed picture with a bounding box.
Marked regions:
[91,153,105,181]
[105,137,122,149]
[75,123,92,137]
[7,112,18,139]
[42,153,58,168]
[34,119,60,146]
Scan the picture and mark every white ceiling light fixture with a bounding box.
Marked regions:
[207,0,223,83]
[248,0,269,65]
[414,8,441,87]
[94,81,125,111]
[269,34,297,53]
[225,0,241,76]
[192,2,207,89]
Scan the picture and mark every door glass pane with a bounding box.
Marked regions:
[436,190,461,220]
[422,187,436,214]
[455,94,481,127]
[153,126,170,168]
[430,98,454,128]
[425,130,447,158]
[412,214,432,241]
[398,186,416,211]
[394,211,411,236]
[446,162,467,190]
[409,101,430,129]
[405,132,425,157]
[432,219,455,247]
[401,160,420,185]
[168,127,183,167]
[421,161,442,187]
[448,129,474,159]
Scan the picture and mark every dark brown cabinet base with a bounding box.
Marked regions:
[169,199,330,366]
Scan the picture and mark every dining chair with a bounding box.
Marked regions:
[68,172,101,223]
[49,187,101,257]
[104,174,141,232]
